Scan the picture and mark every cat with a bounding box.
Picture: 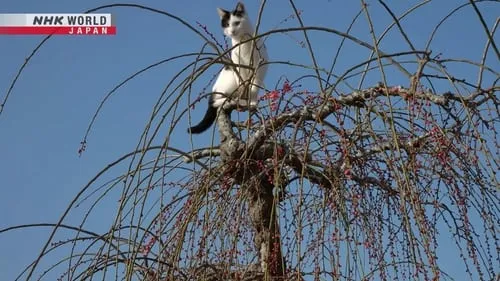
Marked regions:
[188,2,269,134]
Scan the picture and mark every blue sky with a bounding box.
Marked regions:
[0,1,498,280]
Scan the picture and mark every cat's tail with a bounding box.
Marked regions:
[187,97,217,134]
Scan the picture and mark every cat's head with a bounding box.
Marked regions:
[217,2,251,39]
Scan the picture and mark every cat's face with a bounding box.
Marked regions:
[217,2,249,39]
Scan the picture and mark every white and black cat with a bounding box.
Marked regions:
[188,2,268,134]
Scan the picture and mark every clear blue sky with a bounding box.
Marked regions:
[0,1,498,280]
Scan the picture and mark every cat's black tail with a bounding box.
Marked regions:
[187,99,218,134]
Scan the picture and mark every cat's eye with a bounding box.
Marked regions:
[233,21,241,26]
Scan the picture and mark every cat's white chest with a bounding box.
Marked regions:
[231,39,267,68]
[232,45,250,65]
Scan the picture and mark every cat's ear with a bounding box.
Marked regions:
[217,8,229,19]
[234,2,245,15]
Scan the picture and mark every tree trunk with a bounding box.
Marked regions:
[216,106,286,279]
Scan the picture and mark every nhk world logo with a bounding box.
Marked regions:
[0,13,116,35]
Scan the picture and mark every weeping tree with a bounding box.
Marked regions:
[1,1,498,281]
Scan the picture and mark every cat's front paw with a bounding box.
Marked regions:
[235,99,249,111]
[222,100,237,111]
[248,100,258,111]
[236,103,246,112]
